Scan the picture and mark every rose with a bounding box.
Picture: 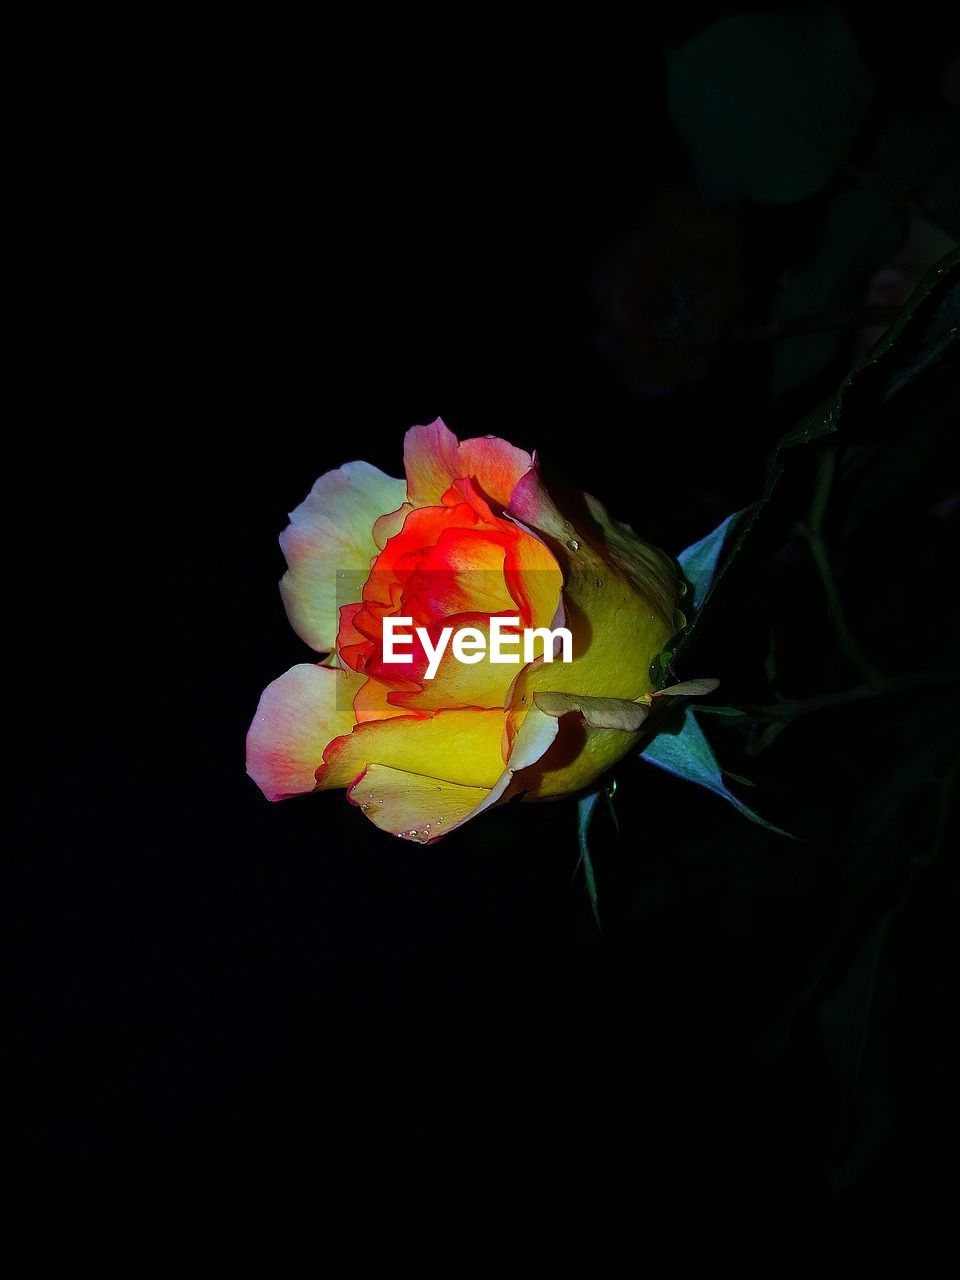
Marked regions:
[247,418,687,842]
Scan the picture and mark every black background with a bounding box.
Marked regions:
[6,4,959,1244]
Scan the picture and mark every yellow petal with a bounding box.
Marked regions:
[346,698,561,840]
[318,707,507,791]
[352,675,420,723]
[512,681,721,801]
[507,469,678,706]
[347,765,496,842]
[516,717,644,801]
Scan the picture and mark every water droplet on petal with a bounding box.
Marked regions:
[409,830,418,837]
[594,577,602,588]
[435,818,443,825]
[361,803,369,811]
[566,539,580,551]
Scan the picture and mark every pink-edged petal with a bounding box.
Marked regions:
[506,466,572,542]
[440,476,509,528]
[279,461,406,652]
[403,419,460,508]
[458,435,534,507]
[404,418,533,508]
[246,663,362,801]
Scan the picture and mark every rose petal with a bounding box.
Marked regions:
[318,707,508,791]
[502,520,564,631]
[387,614,523,714]
[372,503,413,550]
[246,663,362,801]
[347,765,496,842]
[652,678,720,700]
[506,467,572,541]
[533,691,650,730]
[280,461,406,651]
[508,694,648,801]
[404,418,533,508]
[353,675,421,723]
[507,469,677,706]
[582,491,677,627]
[414,528,516,618]
[346,699,561,840]
[358,501,489,618]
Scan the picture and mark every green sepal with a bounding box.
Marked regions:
[640,707,789,835]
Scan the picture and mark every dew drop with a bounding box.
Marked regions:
[435,818,443,825]
[594,577,602,588]
[361,803,369,812]
[566,538,580,551]
[409,830,418,837]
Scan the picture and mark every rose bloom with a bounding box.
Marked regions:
[247,419,683,842]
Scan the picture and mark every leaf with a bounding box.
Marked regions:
[840,417,942,537]
[671,248,958,671]
[782,246,960,448]
[640,707,788,834]
[577,790,602,930]
[770,186,904,396]
[668,6,871,204]
[676,511,742,611]
[669,244,953,636]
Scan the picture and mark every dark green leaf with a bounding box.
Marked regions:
[672,250,957,627]
[770,186,904,396]
[668,6,871,204]
[782,246,960,448]
[840,417,942,537]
